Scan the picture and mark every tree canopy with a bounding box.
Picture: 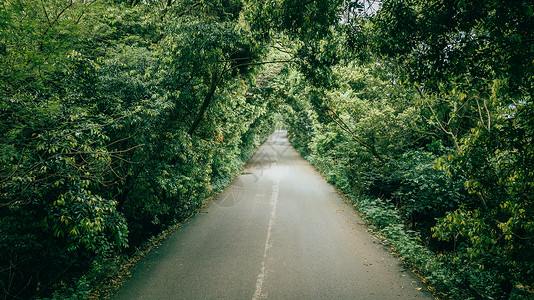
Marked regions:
[1,0,533,299]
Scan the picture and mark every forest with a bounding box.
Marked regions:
[0,0,532,299]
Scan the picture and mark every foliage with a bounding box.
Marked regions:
[0,0,278,298]
[362,0,534,297]
[282,0,534,298]
[283,59,465,240]
[1,0,532,298]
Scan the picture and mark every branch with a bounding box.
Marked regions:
[324,105,385,163]
[40,0,76,38]
[106,130,139,148]
[416,85,460,152]
[219,58,296,67]
[40,0,51,26]
[188,70,221,136]
[61,144,145,156]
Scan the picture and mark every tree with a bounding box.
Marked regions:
[344,0,534,297]
[0,0,278,298]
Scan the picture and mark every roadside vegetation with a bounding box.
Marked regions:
[279,1,534,299]
[1,0,532,299]
[1,1,276,298]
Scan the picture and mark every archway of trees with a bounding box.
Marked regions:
[1,1,532,298]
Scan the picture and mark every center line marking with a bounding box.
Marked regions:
[253,178,280,300]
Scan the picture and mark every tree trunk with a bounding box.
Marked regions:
[188,71,220,136]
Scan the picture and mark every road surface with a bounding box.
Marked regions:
[112,131,434,299]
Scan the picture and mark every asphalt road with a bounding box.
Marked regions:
[112,131,434,300]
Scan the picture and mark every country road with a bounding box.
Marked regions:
[111,131,434,300]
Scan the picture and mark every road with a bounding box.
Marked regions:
[112,131,434,300]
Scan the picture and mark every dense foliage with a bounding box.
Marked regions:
[1,0,532,299]
[0,0,279,298]
[280,0,534,299]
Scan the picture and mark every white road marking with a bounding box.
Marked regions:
[253,178,280,300]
